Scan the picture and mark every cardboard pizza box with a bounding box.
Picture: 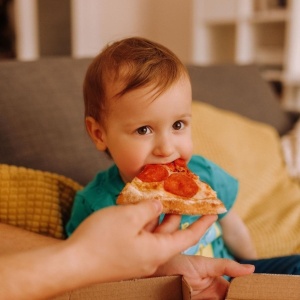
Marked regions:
[53,273,300,300]
[226,274,300,300]
[53,275,191,300]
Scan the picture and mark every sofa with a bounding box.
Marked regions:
[0,57,300,258]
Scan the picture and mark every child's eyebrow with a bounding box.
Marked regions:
[122,119,148,128]
[177,113,192,119]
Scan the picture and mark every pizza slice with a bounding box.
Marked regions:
[116,158,227,215]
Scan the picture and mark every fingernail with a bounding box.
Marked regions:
[245,264,255,271]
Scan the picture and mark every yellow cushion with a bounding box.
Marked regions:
[0,164,82,239]
[192,101,300,257]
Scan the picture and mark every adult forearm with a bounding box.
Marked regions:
[0,242,82,300]
[0,223,60,255]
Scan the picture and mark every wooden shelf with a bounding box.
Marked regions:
[260,68,283,81]
[192,0,300,110]
[252,9,289,23]
[255,47,284,65]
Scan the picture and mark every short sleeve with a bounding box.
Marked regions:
[188,155,239,219]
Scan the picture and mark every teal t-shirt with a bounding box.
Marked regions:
[65,155,238,260]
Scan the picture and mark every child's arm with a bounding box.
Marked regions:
[219,210,257,260]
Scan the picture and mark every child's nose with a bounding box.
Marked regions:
[153,135,174,157]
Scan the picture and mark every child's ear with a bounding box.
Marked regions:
[85,117,107,151]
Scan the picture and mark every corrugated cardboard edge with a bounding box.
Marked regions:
[53,275,192,300]
[182,276,192,299]
[226,274,300,300]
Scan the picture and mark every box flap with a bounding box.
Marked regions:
[182,277,192,300]
[226,274,300,300]
[53,275,190,300]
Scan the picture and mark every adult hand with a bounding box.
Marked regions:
[67,200,217,285]
[0,200,216,300]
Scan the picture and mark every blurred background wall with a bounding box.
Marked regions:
[0,0,193,63]
[1,0,300,110]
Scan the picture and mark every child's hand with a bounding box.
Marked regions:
[154,254,254,300]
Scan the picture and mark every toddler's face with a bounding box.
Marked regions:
[91,75,193,183]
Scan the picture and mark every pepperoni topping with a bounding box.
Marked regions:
[166,158,188,172]
[165,162,175,172]
[174,158,187,168]
[137,164,169,182]
[164,173,199,198]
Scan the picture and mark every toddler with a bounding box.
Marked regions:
[66,37,300,281]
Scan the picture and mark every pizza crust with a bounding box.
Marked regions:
[117,193,226,215]
[117,178,227,215]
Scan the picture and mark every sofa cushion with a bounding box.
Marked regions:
[192,101,300,257]
[0,57,113,186]
[0,164,82,239]
[187,64,295,136]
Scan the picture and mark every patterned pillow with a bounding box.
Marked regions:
[192,101,300,257]
[0,164,82,239]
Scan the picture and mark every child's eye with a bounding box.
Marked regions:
[173,121,185,130]
[136,126,151,135]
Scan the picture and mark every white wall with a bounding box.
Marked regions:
[14,0,39,60]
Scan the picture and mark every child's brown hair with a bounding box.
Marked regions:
[83,37,189,127]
